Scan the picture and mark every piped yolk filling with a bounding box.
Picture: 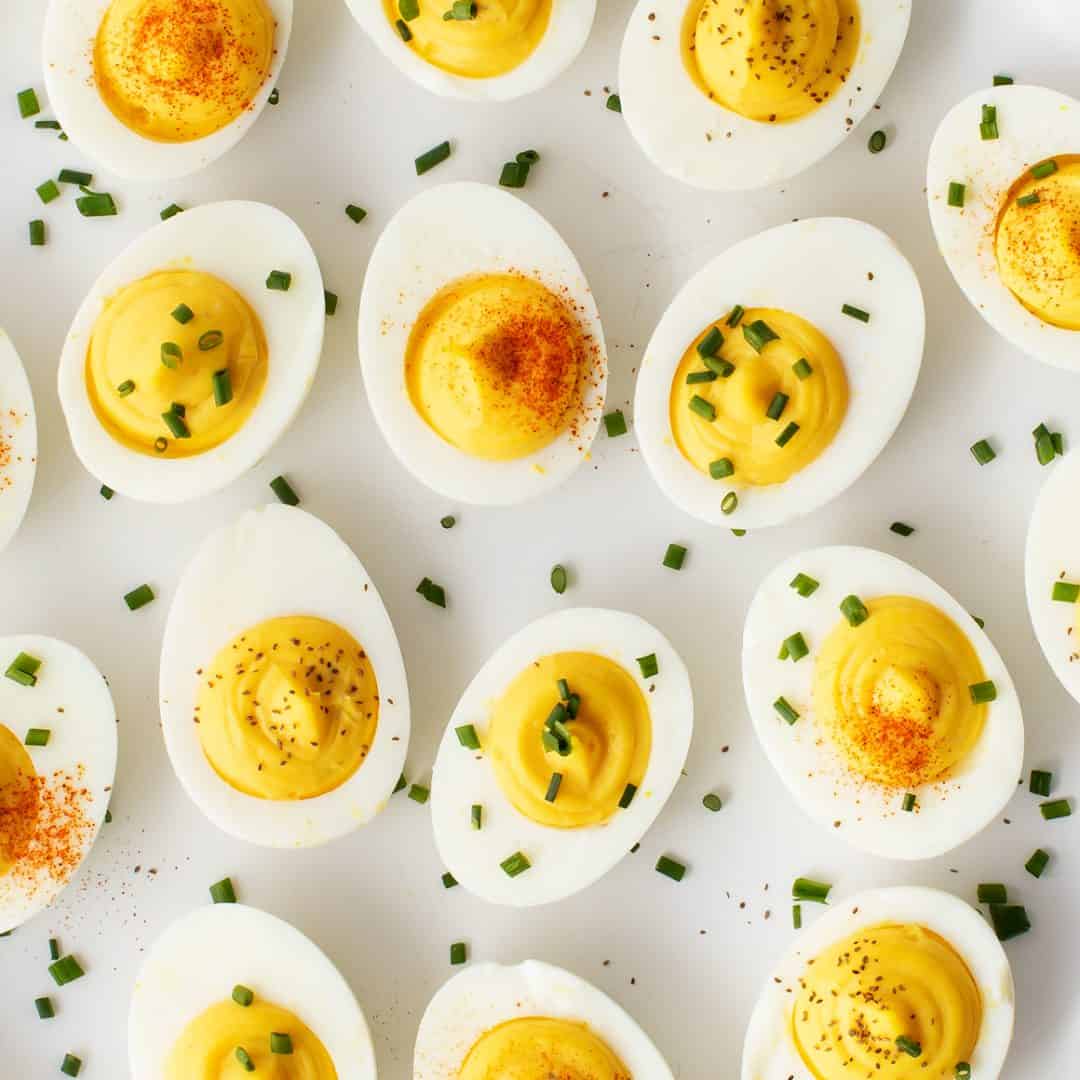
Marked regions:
[0,723,38,878]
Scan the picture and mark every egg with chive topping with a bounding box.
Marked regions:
[0,330,36,556]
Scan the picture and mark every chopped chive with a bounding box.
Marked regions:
[840,594,869,627]
[970,438,996,464]
[868,129,887,154]
[636,653,658,679]
[270,475,299,506]
[267,87,280,106]
[24,728,50,747]
[686,370,717,385]
[444,0,477,17]
[408,783,429,804]
[1017,191,1040,207]
[704,354,735,378]
[212,369,233,407]
[415,140,451,175]
[792,358,812,380]
[266,270,291,292]
[232,985,254,1007]
[688,395,716,421]
[36,179,60,204]
[49,938,60,961]
[417,578,446,607]
[1035,423,1055,465]
[968,680,997,704]
[955,1064,972,1080]
[603,409,627,437]
[58,168,92,186]
[171,303,194,325]
[324,290,338,316]
[947,181,966,208]
[516,150,540,165]
[702,793,722,812]
[60,1053,82,1076]
[76,192,117,216]
[5,652,41,686]
[455,724,481,750]
[550,564,568,594]
[1030,769,1052,796]
[977,883,1007,904]
[1031,159,1058,180]
[556,678,570,700]
[790,572,820,597]
[1052,581,1079,603]
[235,1048,255,1072]
[544,772,563,803]
[345,204,368,226]
[1052,432,1064,456]
[775,421,799,447]
[765,392,789,421]
[619,783,637,809]
[980,103,999,140]
[696,325,723,358]
[123,584,154,611]
[393,773,407,794]
[895,1036,921,1059]
[709,457,733,479]
[565,692,580,718]
[35,996,54,1020]
[499,161,529,188]
[719,490,737,517]
[725,304,745,327]
[742,319,778,352]
[170,402,185,419]
[890,521,914,537]
[778,642,789,661]
[1025,848,1050,878]
[161,409,190,439]
[270,1032,293,1054]
[441,871,457,889]
[449,941,467,965]
[48,956,84,986]
[606,93,622,113]
[774,697,799,725]
[440,515,456,529]
[989,903,1030,940]
[500,851,530,877]
[29,219,45,246]
[663,543,687,570]
[160,341,182,369]
[792,877,831,903]
[781,632,809,662]
[841,303,870,323]
[35,120,62,130]
[655,855,685,882]
[792,904,802,929]
[104,808,112,823]
[17,88,40,118]
[1040,798,1072,820]
[471,803,482,830]
[209,877,236,903]
[993,74,1013,85]
[197,330,223,351]
[901,792,916,812]
[160,203,184,220]
[399,0,419,17]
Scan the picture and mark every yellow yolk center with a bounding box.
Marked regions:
[165,998,337,1079]
[383,0,552,79]
[86,269,268,459]
[405,273,587,461]
[812,596,988,789]
[94,0,276,142]
[669,307,848,487]
[681,0,860,123]
[0,723,38,878]
[995,156,1080,330]
[486,652,650,829]
[792,923,981,1079]
[195,616,379,801]
[459,1017,632,1079]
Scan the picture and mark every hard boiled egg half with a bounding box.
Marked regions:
[159,504,409,847]
[415,960,674,1078]
[431,607,692,906]
[742,886,1014,1080]
[742,546,1023,859]
[129,902,376,1079]
[0,635,116,933]
[619,0,911,189]
[360,182,606,506]
[346,0,595,101]
[0,330,36,555]
[635,219,923,529]
[58,201,323,504]
[43,0,292,182]
[928,84,1080,371]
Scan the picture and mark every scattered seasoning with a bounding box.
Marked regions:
[606,93,622,112]
[232,985,254,1007]
[662,543,687,570]
[417,577,447,608]
[1040,798,1072,820]
[970,438,996,464]
[968,680,997,704]
[266,270,292,292]
[270,1032,293,1054]
[742,319,778,352]
[17,88,41,118]
[774,697,799,725]
[977,883,1007,904]
[1025,848,1050,878]
[209,877,237,904]
[269,475,299,506]
[901,792,917,812]
[415,141,451,176]
[947,181,966,208]
[6,652,41,687]
[895,1036,921,1059]
[702,793,722,812]
[500,851,530,877]
[989,903,1030,940]
[29,219,45,246]
[35,996,55,1020]
[471,803,482,830]
[550,564,568,594]
[160,203,184,221]
[890,521,914,537]
[603,409,628,437]
[868,129,887,153]
[324,290,338,316]
[36,179,60,205]
[655,855,685,882]
[123,584,154,611]
[790,572,819,597]
[1030,769,1052,796]
[792,877,831,903]
[408,783,430,804]
[618,783,637,809]
[450,941,467,965]
[48,956,84,986]
[636,653,658,679]
[60,1053,82,1077]
[441,871,457,889]
[455,724,481,750]
[841,303,870,323]
[840,594,869,627]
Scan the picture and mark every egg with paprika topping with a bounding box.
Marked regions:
[0,330,36,556]
[742,546,1023,859]
[359,182,606,506]
[43,0,292,181]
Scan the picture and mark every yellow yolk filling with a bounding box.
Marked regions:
[86,269,268,459]
[94,0,275,142]
[669,307,848,487]
[383,0,551,79]
[0,723,38,878]
[995,156,1080,330]
[165,998,337,1079]
[792,923,981,1079]
[487,652,650,829]
[195,616,379,801]
[812,596,987,789]
[681,0,860,123]
[405,273,586,461]
[460,1017,631,1079]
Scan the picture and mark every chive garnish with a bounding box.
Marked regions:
[416,578,446,607]
[968,680,997,704]
[399,0,419,18]
[267,87,280,105]
[471,804,482,830]
[979,103,999,140]
[947,181,966,208]
[792,904,802,929]
[993,74,1013,86]
[58,169,92,187]
[655,855,685,882]
[709,457,733,479]
[606,93,622,113]
[775,422,799,447]
[235,1048,255,1072]
[24,729,50,747]
[977,883,1007,904]
[990,903,1030,940]
[209,877,236,903]
[1052,581,1079,603]
[76,192,117,216]
[154,438,168,453]
[60,1053,82,1076]
[345,204,368,224]
[1030,769,1052,796]
[890,521,914,537]
[161,409,189,439]
[603,409,627,437]
[455,724,481,750]
[35,996,54,1020]
[212,369,233,407]
[544,772,563,803]
[765,392,789,421]
[550,564,568,594]
[232,985,254,1006]
[1031,159,1058,180]
[895,1036,921,1059]
[408,783,429,804]
[171,303,193,325]
[1017,191,1039,207]
[160,203,184,220]
[516,150,540,166]
[901,792,916,812]
[790,572,819,597]
[792,358,812,380]
[35,120,62,130]
[704,354,735,378]
[565,692,580,718]
[444,0,477,18]
[1034,422,1055,465]
[123,584,154,611]
[48,956,84,986]
[499,161,529,189]
[160,342,182,370]
[100,483,114,500]
[689,395,716,421]
[270,475,300,506]
[266,270,291,292]
[449,941,467,965]
[440,515,456,529]
[6,652,41,686]
[394,773,407,794]
[792,877,831,903]
[781,632,809,662]
[636,653,658,678]
[117,380,136,396]
[49,938,60,961]
[1040,798,1072,820]
[742,319,778,352]
[500,851,530,877]
[955,1063,972,1080]
[270,1032,293,1054]
[721,491,737,517]
[838,594,869,627]
[441,871,457,888]
[17,88,40,118]
[663,543,687,570]
[686,370,717,385]
[556,678,571,700]
[970,438,995,464]
[170,402,186,419]
[868,129,887,154]
[36,179,60,204]
[1026,848,1050,878]
[619,783,637,809]
[697,325,723,357]
[415,141,451,176]
[702,793,722,812]
[29,219,45,246]
[725,304,745,327]
[841,303,870,323]
[324,290,338,316]
[774,697,799,725]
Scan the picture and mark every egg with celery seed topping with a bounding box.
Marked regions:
[618,0,911,190]
[159,504,409,847]
[58,201,323,504]
[345,0,594,101]
[742,546,1023,860]
[415,960,675,1079]
[0,330,37,556]
[430,607,692,907]
[360,182,606,506]
[742,886,1014,1080]
[43,0,291,181]
[928,85,1080,370]
[0,635,117,933]
[130,903,376,1079]
[635,218,923,529]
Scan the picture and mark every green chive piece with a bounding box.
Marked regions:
[603,409,627,437]
[1030,769,1052,796]
[104,809,112,823]
[1017,191,1040,207]
[29,219,45,246]
[703,793,722,812]
[947,181,966,208]
[792,358,812,380]
[765,392,789,421]
[444,0,477,17]
[450,941,467,965]
[689,395,716,421]
[544,772,563,803]
[970,438,996,464]
[345,204,368,225]
[704,354,735,378]
[781,632,809,662]
[955,1063,972,1080]
[1040,798,1072,820]
[1052,581,1079,603]
[441,871,457,889]
[160,341,182,370]
[663,543,687,570]
[709,457,734,479]
[399,0,419,18]
[170,402,186,419]
[160,203,184,220]
[499,161,529,189]
[742,319,778,352]
[720,490,737,516]
[212,369,233,407]
[60,1053,82,1077]
[792,904,802,929]
[565,693,580,718]
[24,728,50,747]
[116,380,135,397]
[1031,158,1058,180]
[550,564,568,594]
[267,87,280,105]
[58,169,92,187]
[5,652,41,686]
[890,521,915,537]
[235,1047,255,1072]
[270,475,299,506]
[636,653,658,679]
[619,783,637,809]
[17,88,41,118]
[697,325,723,358]
[778,642,789,661]
[774,697,799,725]
[655,855,685,882]
[1052,431,1064,456]
[471,804,483,830]
[686,370,717,385]
[440,515,456,529]
[408,783,429,804]
[868,129,887,154]
[790,572,820,597]
[726,304,745,327]
[977,883,1007,904]
[196,330,223,352]
[993,74,1013,86]
[989,903,1030,941]
[895,1036,921,1059]
[455,724,481,750]
[266,270,292,292]
[35,996,55,1020]
[556,678,571,700]
[324,290,338,316]
[792,877,831,903]
[232,985,254,1007]
[123,584,154,611]
[417,578,446,607]
[841,303,870,323]
[415,141,451,176]
[35,120,62,130]
[1035,424,1055,465]
[76,192,117,217]
[394,773,407,794]
[1025,848,1050,879]
[840,594,870,627]
[36,179,60,204]
[209,877,236,903]
[270,1032,293,1054]
[980,103,999,140]
[500,851,530,877]
[516,150,540,165]
[161,409,190,439]
[48,956,84,986]
[902,792,916,812]
[606,93,622,113]
[171,303,194,325]
[775,421,799,447]
[49,938,60,961]
[969,680,997,704]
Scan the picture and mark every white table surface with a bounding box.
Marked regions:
[2,1,1080,1075]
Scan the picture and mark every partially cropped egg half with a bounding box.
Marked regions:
[928,84,1080,371]
[129,902,376,1079]
[742,546,1023,859]
[360,182,606,506]
[0,330,37,555]
[43,0,292,181]
[618,0,911,190]
[159,504,409,847]
[58,201,323,504]
[742,885,1014,1080]
[0,635,116,933]
[431,608,692,906]
[415,960,674,1078]
[635,219,923,529]
[345,0,594,102]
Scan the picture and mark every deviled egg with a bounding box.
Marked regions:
[360,182,606,506]
[58,201,323,504]
[742,886,1014,1080]
[129,902,376,1078]
[159,504,409,847]
[346,0,595,101]
[0,330,36,556]
[619,0,911,190]
[742,546,1023,859]
[431,608,692,906]
[43,0,292,182]
[0,635,116,933]
[928,84,1080,370]
[415,960,674,1078]
[635,218,923,529]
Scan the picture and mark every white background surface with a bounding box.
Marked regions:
[2,1,1079,1075]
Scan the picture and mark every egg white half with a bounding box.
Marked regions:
[618,0,911,190]
[42,0,293,182]
[927,84,1080,371]
[57,201,324,504]
[159,504,409,848]
[742,546,1023,859]
[634,218,923,529]
[359,182,606,506]
[741,886,1014,1080]
[129,903,376,1079]
[0,634,117,933]
[0,330,37,556]
[414,960,675,1079]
